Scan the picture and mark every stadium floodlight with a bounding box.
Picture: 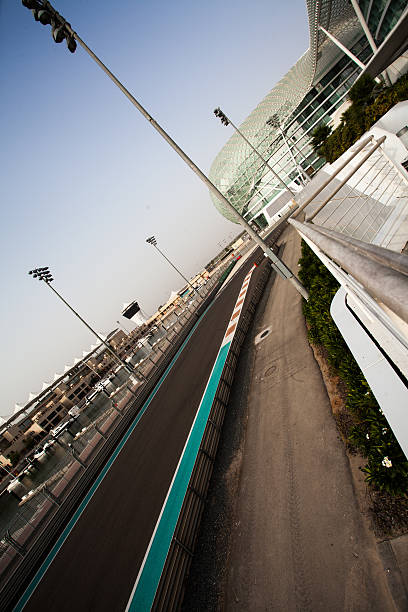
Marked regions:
[146,235,157,247]
[21,0,77,53]
[213,107,229,126]
[146,235,197,296]
[37,10,52,25]
[213,106,295,197]
[28,267,137,376]
[21,0,308,300]
[266,114,310,185]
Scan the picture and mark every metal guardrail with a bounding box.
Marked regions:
[0,247,259,609]
[152,256,272,611]
[291,136,376,220]
[293,135,408,254]
[306,137,387,221]
[289,219,408,325]
[0,274,225,611]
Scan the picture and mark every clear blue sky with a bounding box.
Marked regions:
[0,0,309,417]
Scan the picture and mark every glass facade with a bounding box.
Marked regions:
[209,0,407,227]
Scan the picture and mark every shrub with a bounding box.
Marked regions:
[298,240,408,496]
[311,124,332,153]
[348,74,376,105]
[318,73,408,163]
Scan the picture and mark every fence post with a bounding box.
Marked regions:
[42,485,61,507]
[4,530,26,557]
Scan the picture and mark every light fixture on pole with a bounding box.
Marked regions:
[21,2,308,301]
[146,236,197,296]
[28,267,137,378]
[213,107,296,197]
[21,0,77,52]
[266,115,310,185]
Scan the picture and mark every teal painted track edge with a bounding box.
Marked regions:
[13,310,211,612]
[127,341,231,611]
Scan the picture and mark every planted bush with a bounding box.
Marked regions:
[316,73,408,163]
[298,240,408,496]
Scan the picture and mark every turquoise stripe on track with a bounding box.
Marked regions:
[13,314,209,612]
[127,341,231,611]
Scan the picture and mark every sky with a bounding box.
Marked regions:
[0,0,309,417]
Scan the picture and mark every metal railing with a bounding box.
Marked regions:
[293,135,408,254]
[288,134,408,323]
[288,131,408,464]
[289,219,408,325]
[0,269,228,607]
[152,257,272,611]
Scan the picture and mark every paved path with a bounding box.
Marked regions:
[224,226,395,611]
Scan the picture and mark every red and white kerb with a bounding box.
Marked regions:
[221,266,256,348]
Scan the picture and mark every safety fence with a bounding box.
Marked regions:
[288,132,408,460]
[294,135,408,254]
[0,237,269,609]
[0,268,228,610]
[152,257,272,611]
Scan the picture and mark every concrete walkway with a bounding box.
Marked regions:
[224,225,395,611]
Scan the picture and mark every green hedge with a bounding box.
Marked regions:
[316,73,408,164]
[298,241,408,496]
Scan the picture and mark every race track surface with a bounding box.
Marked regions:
[21,252,266,612]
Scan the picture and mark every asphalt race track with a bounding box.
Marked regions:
[18,249,268,612]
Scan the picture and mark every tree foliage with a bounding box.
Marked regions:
[348,74,376,105]
[311,124,332,153]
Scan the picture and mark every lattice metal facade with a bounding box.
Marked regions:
[209,0,407,227]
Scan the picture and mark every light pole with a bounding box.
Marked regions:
[28,267,137,377]
[21,1,308,301]
[214,107,297,197]
[146,236,197,296]
[0,464,30,496]
[211,109,307,297]
[85,357,102,382]
[0,463,16,479]
[266,115,310,185]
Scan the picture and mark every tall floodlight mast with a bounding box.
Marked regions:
[21,0,308,301]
